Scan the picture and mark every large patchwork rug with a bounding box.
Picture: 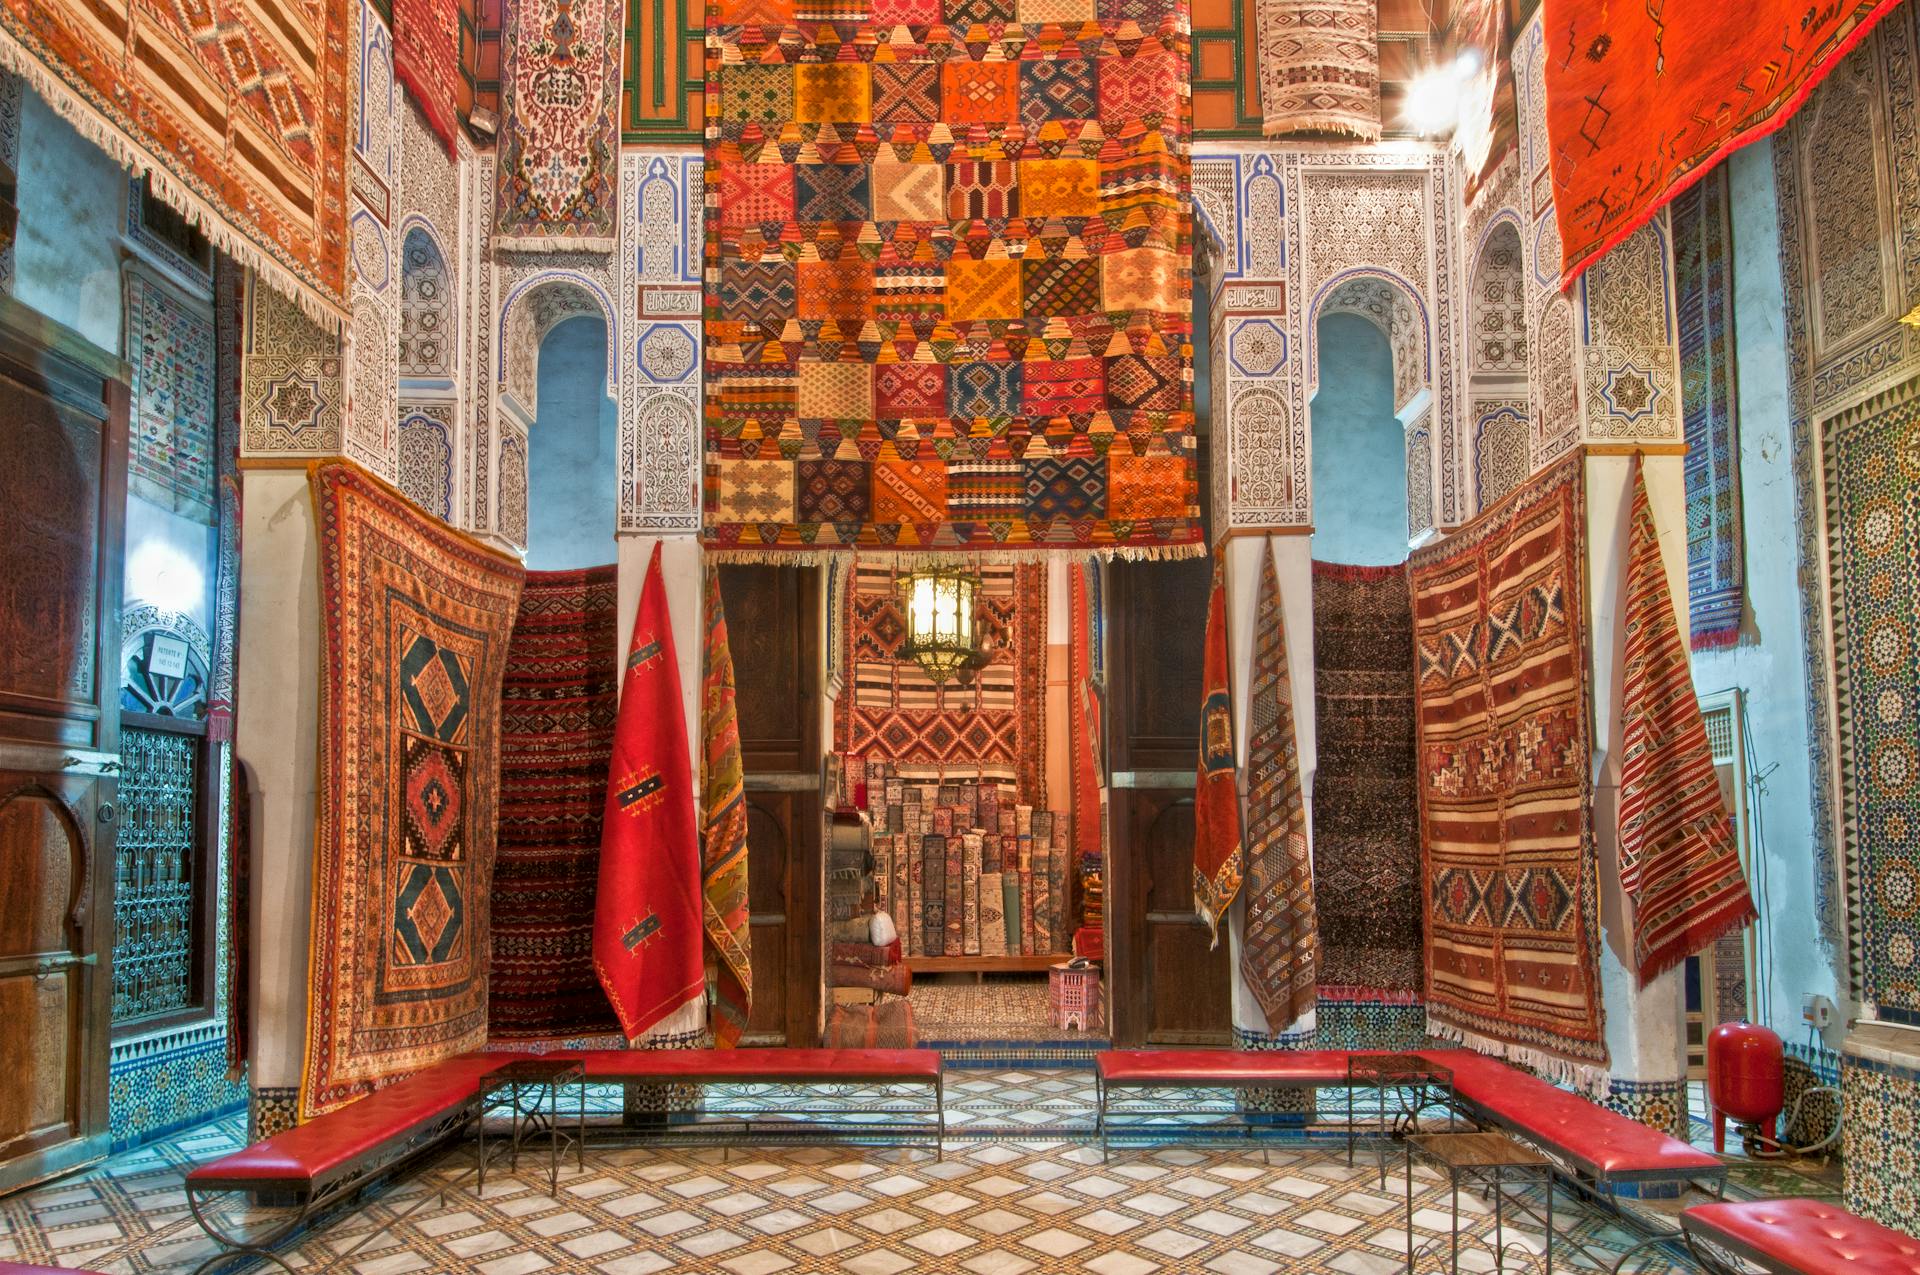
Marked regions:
[701,0,1202,559]
[1407,455,1607,1084]
[489,566,621,1043]
[0,0,350,316]
[835,559,1047,800]
[1539,0,1905,284]
[303,464,525,1117]
[1310,561,1423,1000]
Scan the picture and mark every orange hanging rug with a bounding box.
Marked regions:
[1540,0,1906,286]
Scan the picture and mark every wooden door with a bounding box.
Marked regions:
[719,565,821,1046]
[0,297,128,1191]
[1107,541,1231,1047]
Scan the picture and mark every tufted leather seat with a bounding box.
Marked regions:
[1683,1198,1920,1274]
[186,1052,507,1188]
[1415,1048,1722,1180]
[553,1047,941,1084]
[1098,1050,1357,1086]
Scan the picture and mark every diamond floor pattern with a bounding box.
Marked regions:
[0,1071,1842,1274]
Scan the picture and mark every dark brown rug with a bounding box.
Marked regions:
[1310,561,1424,998]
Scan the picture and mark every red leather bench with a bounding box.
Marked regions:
[549,1047,946,1151]
[1681,1198,1920,1274]
[1413,1049,1724,1193]
[1094,1047,1722,1194]
[184,1051,508,1274]
[1094,1049,1454,1163]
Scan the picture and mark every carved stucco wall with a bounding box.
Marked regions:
[344,0,399,481]
[1510,12,1681,467]
[240,0,482,535]
[1197,145,1462,536]
[619,151,702,534]
[1465,206,1531,514]
[1512,20,1579,470]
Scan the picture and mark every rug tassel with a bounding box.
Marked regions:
[1425,1018,1611,1098]
[705,542,1207,566]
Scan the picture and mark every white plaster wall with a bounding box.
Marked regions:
[13,92,125,353]
[1689,140,1838,1043]
[233,469,323,1092]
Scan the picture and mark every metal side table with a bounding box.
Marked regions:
[477,1058,587,1195]
[1404,1130,1554,1274]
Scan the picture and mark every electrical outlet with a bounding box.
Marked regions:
[1802,993,1836,1028]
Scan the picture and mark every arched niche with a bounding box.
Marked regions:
[398,224,453,379]
[1309,306,1408,565]
[495,276,619,560]
[1467,218,1532,510]
[1306,270,1424,561]
[525,313,616,569]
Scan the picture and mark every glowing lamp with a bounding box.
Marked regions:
[896,565,981,684]
[1403,52,1477,138]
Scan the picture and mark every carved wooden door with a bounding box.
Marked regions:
[1107,541,1231,1047]
[0,298,127,1191]
[718,566,822,1046]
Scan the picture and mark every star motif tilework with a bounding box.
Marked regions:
[703,0,1201,557]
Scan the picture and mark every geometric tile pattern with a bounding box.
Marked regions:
[0,1109,1710,1274]
[9,1072,1865,1274]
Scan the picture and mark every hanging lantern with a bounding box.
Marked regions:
[896,565,982,684]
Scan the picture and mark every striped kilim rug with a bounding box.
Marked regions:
[1407,454,1607,1087]
[1617,459,1756,985]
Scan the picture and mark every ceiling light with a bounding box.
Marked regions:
[1403,52,1478,138]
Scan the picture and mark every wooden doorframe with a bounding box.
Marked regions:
[1105,560,1208,1048]
[719,564,823,1048]
[0,296,128,1192]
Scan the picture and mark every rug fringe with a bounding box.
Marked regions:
[1426,1018,1611,1098]
[0,30,348,332]
[1316,985,1423,1005]
[704,542,1206,566]
[1262,115,1383,143]
[495,234,617,254]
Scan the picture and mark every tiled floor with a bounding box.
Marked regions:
[0,1070,1841,1275]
